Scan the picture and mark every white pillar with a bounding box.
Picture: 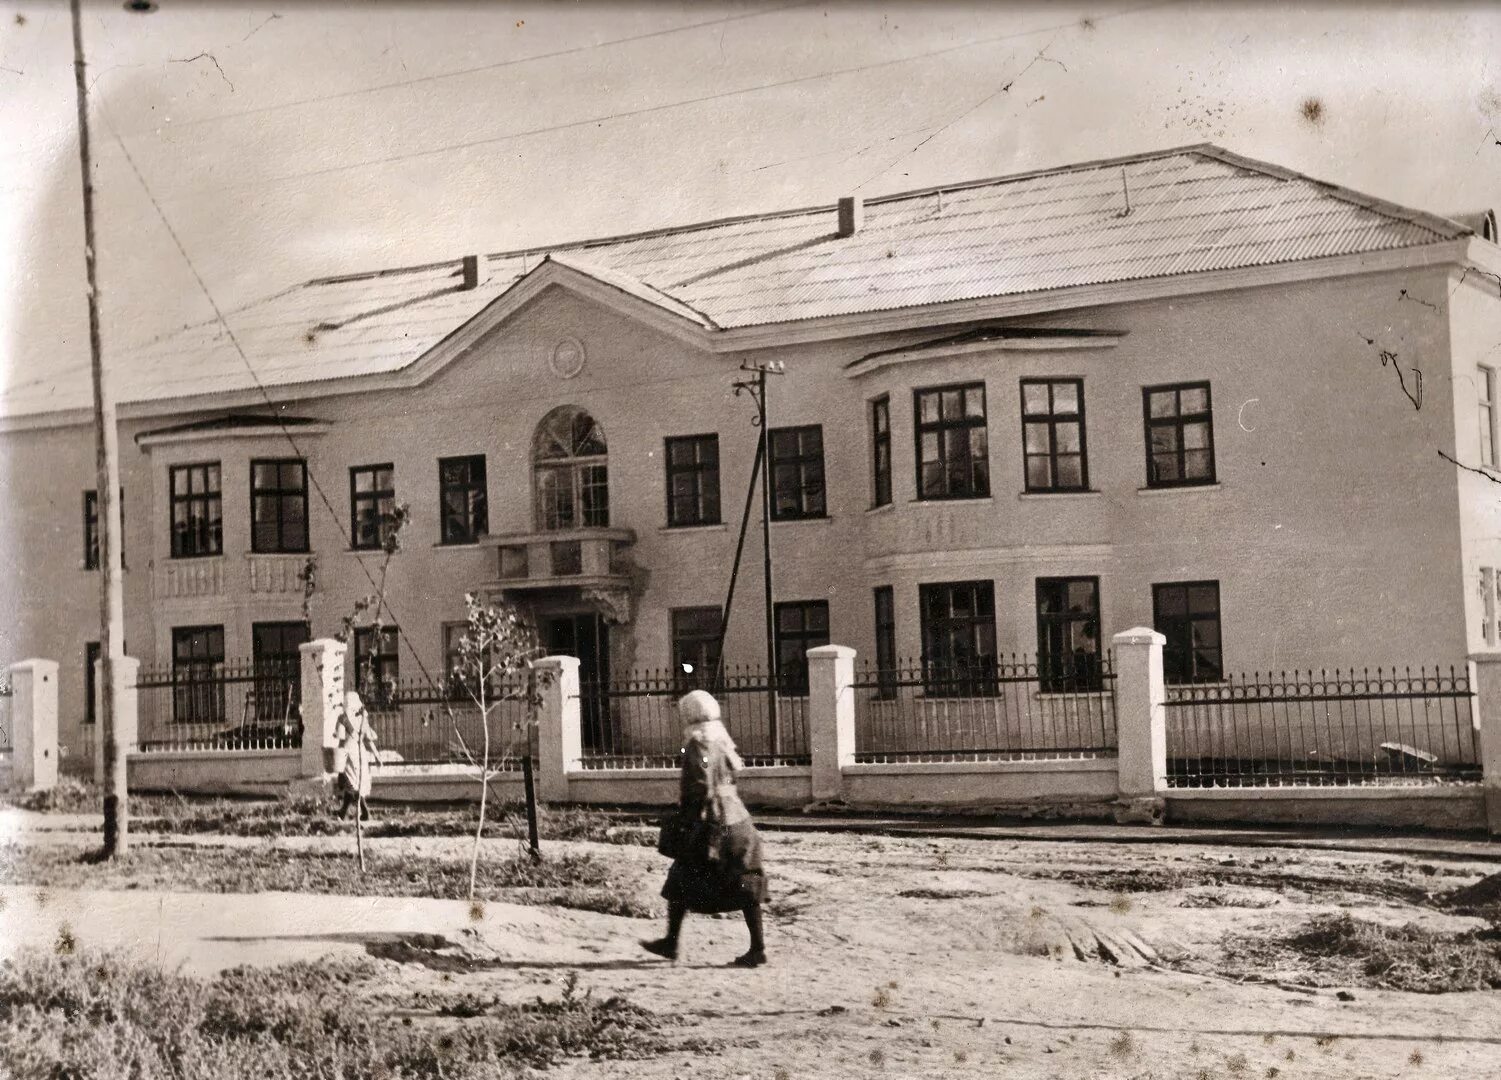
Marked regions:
[9,659,59,792]
[92,655,138,785]
[534,655,580,802]
[299,639,346,778]
[1469,652,1501,836]
[808,644,855,802]
[1112,628,1167,823]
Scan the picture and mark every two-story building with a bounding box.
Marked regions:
[3,144,1500,768]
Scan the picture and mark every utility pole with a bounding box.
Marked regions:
[71,0,131,855]
[732,360,785,751]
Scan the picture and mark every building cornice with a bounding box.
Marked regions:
[846,332,1124,379]
[135,421,331,450]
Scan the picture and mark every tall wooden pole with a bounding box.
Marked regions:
[71,0,129,855]
[757,368,779,752]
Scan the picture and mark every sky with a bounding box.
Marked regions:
[4,0,1501,411]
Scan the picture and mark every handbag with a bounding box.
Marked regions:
[657,810,712,861]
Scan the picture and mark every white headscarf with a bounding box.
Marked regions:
[679,690,744,772]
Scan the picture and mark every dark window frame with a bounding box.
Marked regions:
[1034,576,1103,692]
[349,463,396,551]
[870,395,892,508]
[773,599,830,696]
[171,624,226,725]
[665,434,722,528]
[873,585,897,699]
[251,621,308,723]
[1020,377,1089,492]
[438,455,488,545]
[913,382,990,501]
[918,579,997,696]
[352,625,400,708]
[250,458,310,554]
[768,424,827,522]
[168,461,223,559]
[1152,580,1224,685]
[84,641,100,726]
[1142,381,1217,488]
[84,490,99,570]
[670,606,723,691]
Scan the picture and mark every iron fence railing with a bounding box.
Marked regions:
[1164,666,1481,787]
[360,676,536,768]
[575,665,811,769]
[136,659,301,752]
[851,654,1118,763]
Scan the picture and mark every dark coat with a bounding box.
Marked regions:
[661,731,767,914]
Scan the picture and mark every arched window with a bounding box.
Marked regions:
[533,406,609,530]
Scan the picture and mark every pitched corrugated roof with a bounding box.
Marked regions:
[2,144,1470,418]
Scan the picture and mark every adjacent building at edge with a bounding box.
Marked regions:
[3,144,1500,766]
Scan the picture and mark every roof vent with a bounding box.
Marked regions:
[837,196,863,238]
[461,254,489,290]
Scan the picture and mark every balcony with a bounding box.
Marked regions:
[478,527,637,596]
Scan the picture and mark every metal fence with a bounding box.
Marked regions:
[575,665,811,769]
[362,676,536,768]
[852,654,1119,763]
[1164,666,1481,787]
[136,659,301,752]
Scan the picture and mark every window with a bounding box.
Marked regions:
[1481,367,1498,469]
[82,490,125,570]
[172,625,225,724]
[914,383,989,500]
[251,622,308,723]
[671,607,723,690]
[1143,382,1216,487]
[873,586,897,699]
[352,626,400,708]
[533,406,608,530]
[443,621,499,701]
[84,641,100,726]
[774,600,830,695]
[439,455,488,544]
[251,459,309,553]
[169,462,223,558]
[769,425,826,521]
[870,396,892,507]
[350,464,396,551]
[1035,577,1102,692]
[1021,378,1088,492]
[1153,581,1223,684]
[919,580,996,695]
[665,434,721,527]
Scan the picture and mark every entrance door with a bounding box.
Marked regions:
[546,614,610,750]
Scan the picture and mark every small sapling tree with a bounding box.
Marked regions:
[448,592,550,899]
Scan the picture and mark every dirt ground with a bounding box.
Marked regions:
[5,818,1501,1080]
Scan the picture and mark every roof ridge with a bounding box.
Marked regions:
[296,143,1229,289]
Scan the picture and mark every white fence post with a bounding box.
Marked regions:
[92,655,139,786]
[9,659,58,792]
[1111,628,1167,823]
[808,644,856,802]
[1470,652,1501,836]
[535,655,580,802]
[299,639,346,779]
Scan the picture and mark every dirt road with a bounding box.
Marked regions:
[5,824,1500,1079]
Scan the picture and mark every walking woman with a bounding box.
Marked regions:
[332,691,380,821]
[642,690,768,968]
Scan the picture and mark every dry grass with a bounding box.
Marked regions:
[1,839,661,918]
[1107,1030,1135,1058]
[0,946,686,1080]
[1220,912,1501,993]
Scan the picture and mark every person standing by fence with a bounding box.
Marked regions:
[332,692,380,821]
[643,690,769,968]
